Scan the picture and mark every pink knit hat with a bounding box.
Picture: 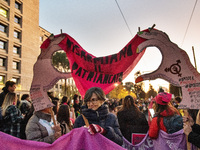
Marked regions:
[155,92,172,105]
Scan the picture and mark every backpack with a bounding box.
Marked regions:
[163,114,183,134]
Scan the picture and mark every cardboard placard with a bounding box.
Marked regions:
[136,29,200,109]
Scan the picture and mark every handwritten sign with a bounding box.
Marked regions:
[30,35,72,111]
[135,29,200,109]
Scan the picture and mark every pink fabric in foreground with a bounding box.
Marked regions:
[0,127,126,150]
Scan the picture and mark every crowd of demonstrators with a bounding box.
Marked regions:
[74,87,123,146]
[1,80,200,149]
[117,95,149,143]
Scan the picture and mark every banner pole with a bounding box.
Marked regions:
[192,46,197,70]
[50,108,56,126]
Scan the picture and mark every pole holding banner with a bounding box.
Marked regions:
[192,46,197,70]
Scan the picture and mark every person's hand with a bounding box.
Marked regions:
[54,131,61,140]
[52,124,61,132]
[88,124,106,135]
[182,116,194,126]
[183,123,192,136]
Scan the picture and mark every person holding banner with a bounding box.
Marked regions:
[117,95,149,143]
[25,107,61,144]
[74,87,123,146]
[149,92,182,139]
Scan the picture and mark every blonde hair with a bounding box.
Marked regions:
[2,92,17,116]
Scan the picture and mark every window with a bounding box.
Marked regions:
[14,30,20,39]
[40,36,43,41]
[15,1,21,10]
[0,7,8,18]
[14,15,21,24]
[13,45,20,54]
[0,75,5,84]
[12,77,20,84]
[0,57,6,67]
[0,40,6,49]
[0,23,7,33]
[13,61,19,70]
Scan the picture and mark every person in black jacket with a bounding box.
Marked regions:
[117,95,149,143]
[74,87,123,146]
[0,81,16,107]
[183,113,200,148]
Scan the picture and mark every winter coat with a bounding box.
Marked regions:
[74,104,123,146]
[117,107,149,143]
[3,105,23,138]
[25,111,55,144]
[188,123,200,148]
[149,106,180,139]
[0,87,9,106]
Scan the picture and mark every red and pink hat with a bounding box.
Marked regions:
[155,92,172,105]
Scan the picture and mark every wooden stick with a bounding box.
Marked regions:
[60,29,63,34]
[149,24,156,32]
[50,108,56,126]
[192,46,197,70]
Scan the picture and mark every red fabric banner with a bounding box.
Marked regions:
[41,30,147,97]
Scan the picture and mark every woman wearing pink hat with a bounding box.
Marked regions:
[149,92,183,139]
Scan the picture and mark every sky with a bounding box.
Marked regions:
[39,0,200,91]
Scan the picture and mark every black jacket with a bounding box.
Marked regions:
[74,104,123,146]
[117,107,149,143]
[188,123,200,148]
[0,87,9,107]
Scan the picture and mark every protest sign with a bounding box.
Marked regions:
[135,29,200,109]
[30,35,72,111]
[41,30,147,97]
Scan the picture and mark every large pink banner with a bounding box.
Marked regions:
[0,127,125,150]
[41,30,147,97]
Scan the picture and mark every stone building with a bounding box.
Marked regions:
[0,0,76,99]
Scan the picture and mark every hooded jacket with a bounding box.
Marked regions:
[149,106,180,139]
[74,104,123,146]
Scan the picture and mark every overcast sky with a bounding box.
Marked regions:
[39,0,200,90]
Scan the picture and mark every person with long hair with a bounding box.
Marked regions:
[1,92,23,138]
[149,92,182,139]
[57,104,72,135]
[117,95,149,143]
[74,87,123,146]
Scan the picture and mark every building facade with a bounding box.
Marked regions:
[0,0,76,99]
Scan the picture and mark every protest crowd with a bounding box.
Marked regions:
[0,80,200,149]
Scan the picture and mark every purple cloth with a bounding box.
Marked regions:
[0,127,126,150]
[122,131,154,150]
[153,129,187,150]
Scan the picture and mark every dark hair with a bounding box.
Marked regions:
[21,94,29,100]
[120,95,140,116]
[5,81,16,88]
[175,96,182,103]
[84,87,106,102]
[61,96,68,104]
[73,94,79,101]
[57,105,72,130]
[52,100,58,115]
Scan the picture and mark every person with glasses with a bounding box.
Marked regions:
[74,87,123,146]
